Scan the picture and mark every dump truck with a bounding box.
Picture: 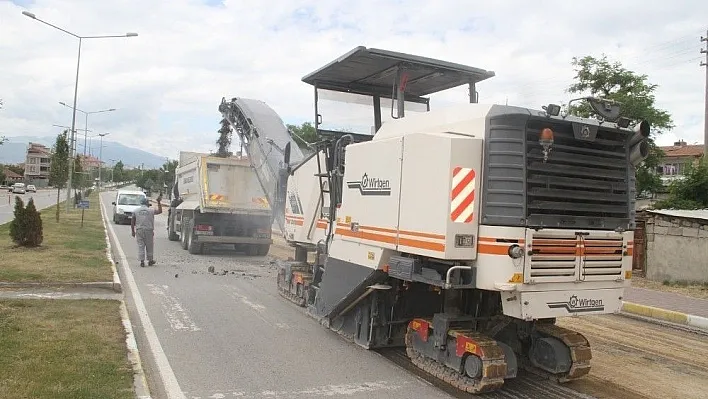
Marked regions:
[166,151,273,255]
[218,46,648,394]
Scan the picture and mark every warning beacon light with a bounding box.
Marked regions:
[539,128,554,162]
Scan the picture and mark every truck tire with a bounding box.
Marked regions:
[180,222,189,250]
[245,244,258,256]
[257,244,270,256]
[187,222,203,255]
[167,213,179,241]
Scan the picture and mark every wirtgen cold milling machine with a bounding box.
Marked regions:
[219,47,648,394]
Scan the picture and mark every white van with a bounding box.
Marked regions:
[111,190,147,224]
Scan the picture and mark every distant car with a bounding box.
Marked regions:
[12,183,26,194]
[26,184,36,193]
[111,190,147,224]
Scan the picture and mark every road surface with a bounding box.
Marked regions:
[0,189,65,225]
[100,190,708,399]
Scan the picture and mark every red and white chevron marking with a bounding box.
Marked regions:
[450,167,476,223]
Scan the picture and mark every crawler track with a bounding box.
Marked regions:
[521,323,592,383]
[378,347,597,399]
[405,328,506,394]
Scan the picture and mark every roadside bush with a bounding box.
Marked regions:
[9,197,44,247]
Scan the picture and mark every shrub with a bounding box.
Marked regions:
[9,196,25,245]
[9,196,43,247]
[24,198,43,246]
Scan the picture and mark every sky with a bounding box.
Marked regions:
[0,0,706,161]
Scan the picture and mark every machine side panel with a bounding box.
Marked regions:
[398,132,483,259]
[335,137,403,251]
[284,151,329,245]
[481,108,529,227]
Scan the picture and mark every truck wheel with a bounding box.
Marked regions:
[168,215,179,241]
[180,223,189,250]
[187,226,202,255]
[257,245,270,256]
[246,244,259,256]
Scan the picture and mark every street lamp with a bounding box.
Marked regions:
[59,102,115,156]
[97,133,109,190]
[22,10,137,211]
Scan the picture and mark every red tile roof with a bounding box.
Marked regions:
[659,144,704,158]
[3,168,23,178]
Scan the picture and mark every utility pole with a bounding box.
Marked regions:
[701,30,707,160]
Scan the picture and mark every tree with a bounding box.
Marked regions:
[287,122,319,149]
[654,158,708,209]
[113,160,125,182]
[160,160,178,196]
[72,155,84,190]
[216,118,232,157]
[49,131,70,222]
[0,168,5,185]
[9,197,43,247]
[566,54,673,196]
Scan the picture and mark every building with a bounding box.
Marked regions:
[24,142,51,187]
[655,140,704,184]
[79,154,102,171]
[633,209,708,284]
[2,168,23,185]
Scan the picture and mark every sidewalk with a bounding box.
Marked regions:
[622,286,708,331]
[624,287,708,318]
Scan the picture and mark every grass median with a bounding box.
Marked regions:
[0,299,134,399]
[0,191,112,283]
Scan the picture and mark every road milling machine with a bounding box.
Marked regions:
[218,46,648,394]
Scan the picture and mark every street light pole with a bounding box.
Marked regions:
[22,10,137,211]
[97,133,109,190]
[59,102,116,157]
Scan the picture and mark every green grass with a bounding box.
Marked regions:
[0,192,112,283]
[0,299,134,399]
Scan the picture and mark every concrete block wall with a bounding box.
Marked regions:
[645,214,708,283]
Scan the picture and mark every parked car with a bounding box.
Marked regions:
[12,183,26,194]
[26,184,37,193]
[111,190,147,224]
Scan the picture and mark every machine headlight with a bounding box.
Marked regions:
[508,244,525,259]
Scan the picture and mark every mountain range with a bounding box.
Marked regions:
[0,135,167,169]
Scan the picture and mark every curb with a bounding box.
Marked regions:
[99,195,152,399]
[100,204,123,294]
[621,301,708,332]
[0,281,116,290]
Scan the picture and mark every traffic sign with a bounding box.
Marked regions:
[78,200,89,209]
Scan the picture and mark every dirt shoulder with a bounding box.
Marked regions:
[0,192,113,283]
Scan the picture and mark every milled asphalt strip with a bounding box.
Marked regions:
[100,195,186,399]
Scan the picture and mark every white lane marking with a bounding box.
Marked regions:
[223,287,290,329]
[184,381,409,398]
[147,284,201,332]
[100,195,187,399]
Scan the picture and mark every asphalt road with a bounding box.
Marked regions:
[0,189,65,225]
[100,191,453,399]
[101,189,708,399]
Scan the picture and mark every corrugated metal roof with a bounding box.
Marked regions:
[301,46,496,99]
[647,209,708,221]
